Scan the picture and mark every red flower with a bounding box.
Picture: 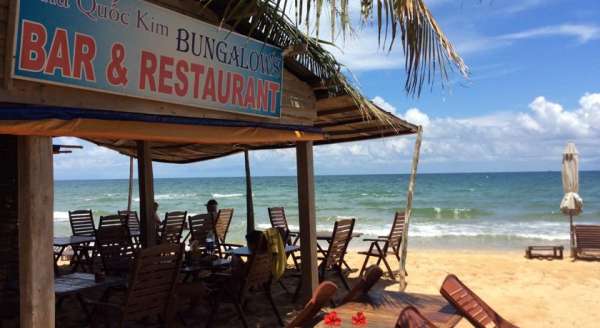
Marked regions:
[324,311,342,326]
[352,312,367,326]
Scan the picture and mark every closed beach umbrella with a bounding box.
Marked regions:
[560,142,583,256]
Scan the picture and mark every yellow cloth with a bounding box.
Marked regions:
[264,228,286,280]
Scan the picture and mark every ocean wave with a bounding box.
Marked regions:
[212,193,243,198]
[412,207,494,219]
[54,211,69,222]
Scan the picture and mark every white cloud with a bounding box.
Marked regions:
[312,92,600,171]
[499,24,600,43]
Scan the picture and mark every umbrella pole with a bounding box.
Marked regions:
[569,214,575,258]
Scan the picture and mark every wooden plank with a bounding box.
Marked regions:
[315,95,355,111]
[296,141,318,301]
[244,150,255,235]
[17,136,54,328]
[315,116,366,128]
[137,141,157,248]
[398,127,423,290]
[317,106,358,117]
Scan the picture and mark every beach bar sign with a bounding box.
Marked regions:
[12,0,284,118]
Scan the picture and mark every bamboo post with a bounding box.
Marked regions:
[244,150,255,235]
[398,126,423,290]
[126,156,134,213]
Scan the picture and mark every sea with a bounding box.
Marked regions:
[54,171,600,250]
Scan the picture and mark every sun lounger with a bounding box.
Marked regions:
[440,274,518,328]
[573,224,600,259]
[286,281,338,328]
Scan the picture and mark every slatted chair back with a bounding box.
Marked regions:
[160,211,187,245]
[95,224,134,276]
[240,235,272,295]
[440,274,518,328]
[269,207,290,233]
[69,209,96,236]
[574,225,600,251]
[340,266,383,305]
[122,243,183,322]
[386,212,406,251]
[118,210,140,236]
[99,214,126,229]
[214,208,234,243]
[286,281,338,328]
[324,218,355,269]
[396,306,438,328]
[188,213,213,244]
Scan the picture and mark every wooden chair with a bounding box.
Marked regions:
[573,225,600,259]
[214,208,242,255]
[286,281,337,328]
[188,213,213,244]
[208,234,283,328]
[396,306,438,328]
[118,210,141,246]
[358,212,405,279]
[68,209,96,272]
[269,207,299,243]
[159,211,187,245]
[95,224,135,276]
[440,274,518,328]
[339,266,383,305]
[269,207,300,269]
[293,218,355,298]
[88,243,184,327]
[99,214,126,229]
[69,209,96,236]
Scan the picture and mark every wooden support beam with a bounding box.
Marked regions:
[137,141,156,248]
[317,106,357,117]
[18,136,54,328]
[244,150,255,235]
[296,141,318,301]
[315,117,366,128]
[327,126,397,136]
[398,127,423,291]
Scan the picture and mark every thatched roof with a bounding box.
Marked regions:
[83,0,419,163]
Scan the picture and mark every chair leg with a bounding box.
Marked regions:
[337,267,350,291]
[266,286,284,326]
[381,256,396,280]
[359,253,371,277]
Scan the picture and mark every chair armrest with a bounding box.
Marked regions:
[220,243,244,248]
[363,238,388,242]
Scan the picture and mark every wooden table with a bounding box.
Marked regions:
[55,273,126,320]
[53,236,96,273]
[181,258,231,282]
[315,290,462,328]
[227,244,300,257]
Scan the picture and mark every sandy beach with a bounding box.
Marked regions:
[341,249,600,328]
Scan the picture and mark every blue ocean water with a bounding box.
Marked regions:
[54,172,600,250]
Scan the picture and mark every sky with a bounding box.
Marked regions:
[54,0,600,180]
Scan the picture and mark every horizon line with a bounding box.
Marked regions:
[54,169,600,181]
